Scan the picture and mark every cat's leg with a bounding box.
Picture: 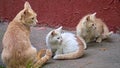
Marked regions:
[102,24,113,39]
[85,37,91,43]
[102,31,113,39]
[1,49,12,68]
[96,35,103,43]
[55,48,63,55]
[96,31,113,43]
[86,39,90,43]
[29,46,37,56]
[96,37,102,43]
[25,46,37,64]
[53,48,63,59]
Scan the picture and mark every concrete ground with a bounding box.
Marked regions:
[0,23,120,68]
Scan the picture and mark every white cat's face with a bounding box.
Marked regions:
[49,26,63,45]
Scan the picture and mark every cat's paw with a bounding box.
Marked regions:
[96,38,102,43]
[53,55,59,59]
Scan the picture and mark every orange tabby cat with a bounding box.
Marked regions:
[76,13,113,45]
[1,1,52,68]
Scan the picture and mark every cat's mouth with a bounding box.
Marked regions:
[60,40,62,44]
[31,22,37,27]
[93,26,96,29]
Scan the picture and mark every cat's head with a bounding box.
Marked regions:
[82,13,97,31]
[15,1,38,26]
[47,26,63,45]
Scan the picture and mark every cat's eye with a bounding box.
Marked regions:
[92,23,94,26]
[31,17,34,20]
[57,37,60,39]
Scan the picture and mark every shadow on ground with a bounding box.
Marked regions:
[0,23,120,68]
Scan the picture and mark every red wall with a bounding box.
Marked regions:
[0,0,120,32]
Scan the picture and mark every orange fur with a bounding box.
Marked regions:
[76,13,113,44]
[33,49,52,67]
[1,1,52,68]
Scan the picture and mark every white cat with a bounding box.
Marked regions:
[46,26,86,60]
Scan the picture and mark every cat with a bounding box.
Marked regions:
[46,26,86,60]
[1,1,52,68]
[76,13,113,44]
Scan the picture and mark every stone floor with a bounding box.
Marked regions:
[0,23,120,68]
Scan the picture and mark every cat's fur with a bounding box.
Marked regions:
[76,13,113,44]
[1,1,52,68]
[46,26,86,60]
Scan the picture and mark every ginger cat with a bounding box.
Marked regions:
[1,1,52,68]
[46,26,86,60]
[76,13,113,45]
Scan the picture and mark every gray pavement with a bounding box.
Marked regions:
[0,23,120,68]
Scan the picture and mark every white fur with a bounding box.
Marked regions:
[46,31,79,53]
[61,33,79,53]
[46,27,86,59]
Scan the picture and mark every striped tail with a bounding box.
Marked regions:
[33,49,52,68]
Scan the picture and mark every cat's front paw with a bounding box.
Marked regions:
[53,55,59,59]
[96,38,102,43]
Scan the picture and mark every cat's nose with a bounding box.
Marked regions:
[60,40,62,44]
[94,27,96,29]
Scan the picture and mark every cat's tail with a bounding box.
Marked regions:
[77,36,87,49]
[102,31,113,39]
[33,49,52,67]
[102,24,113,39]
[53,36,84,60]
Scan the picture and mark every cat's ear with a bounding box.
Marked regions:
[22,1,31,17]
[56,26,63,33]
[90,12,96,21]
[23,9,29,15]
[57,26,63,30]
[21,8,29,20]
[24,1,31,9]
[92,12,96,17]
[51,31,57,36]
[86,16,91,21]
[21,9,29,19]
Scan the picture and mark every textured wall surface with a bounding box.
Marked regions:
[0,0,120,31]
